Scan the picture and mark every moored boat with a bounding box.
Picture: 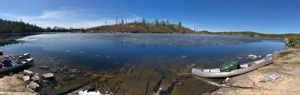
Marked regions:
[191,54,273,78]
[0,53,34,74]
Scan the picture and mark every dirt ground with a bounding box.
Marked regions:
[211,49,300,95]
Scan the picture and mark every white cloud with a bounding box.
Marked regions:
[39,10,76,19]
[0,8,141,28]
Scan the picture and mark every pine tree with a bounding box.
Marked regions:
[121,19,124,24]
[142,17,146,25]
[178,21,182,33]
[155,18,159,26]
[178,22,182,28]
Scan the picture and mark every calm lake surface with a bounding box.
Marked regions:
[1,33,284,71]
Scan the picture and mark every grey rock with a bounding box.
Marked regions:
[23,70,34,76]
[28,81,40,90]
[42,80,48,83]
[70,74,76,79]
[23,76,30,82]
[248,54,258,59]
[31,73,40,82]
[261,74,278,83]
[42,73,55,79]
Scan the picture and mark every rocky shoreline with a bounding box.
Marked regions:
[0,52,271,95]
[0,58,219,95]
[0,70,41,95]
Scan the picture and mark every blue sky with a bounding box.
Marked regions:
[0,0,299,33]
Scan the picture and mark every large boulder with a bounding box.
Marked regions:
[0,75,27,92]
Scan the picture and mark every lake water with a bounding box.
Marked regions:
[0,33,285,94]
[1,33,284,71]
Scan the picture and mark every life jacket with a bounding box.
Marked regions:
[3,56,12,67]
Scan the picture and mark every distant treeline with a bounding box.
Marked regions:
[0,18,70,33]
[200,31,300,48]
[200,31,285,38]
[85,18,300,48]
[85,18,196,34]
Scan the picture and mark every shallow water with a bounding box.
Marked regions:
[1,33,284,71]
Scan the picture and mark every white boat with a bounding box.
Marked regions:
[191,54,273,78]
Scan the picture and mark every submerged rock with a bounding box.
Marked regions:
[24,70,34,76]
[248,54,258,59]
[40,65,50,70]
[42,80,48,83]
[42,73,55,79]
[237,57,243,59]
[69,69,81,74]
[69,74,76,79]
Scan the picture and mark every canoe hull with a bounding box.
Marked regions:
[192,55,273,78]
[0,53,34,74]
[0,61,33,73]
